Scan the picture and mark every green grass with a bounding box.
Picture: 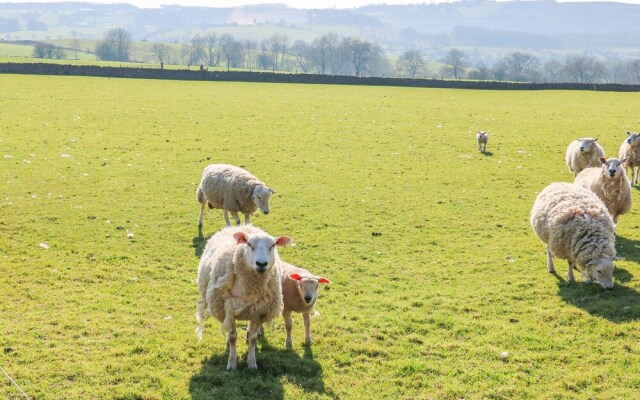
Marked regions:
[1,75,640,399]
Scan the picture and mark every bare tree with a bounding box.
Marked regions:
[563,54,605,83]
[291,40,312,73]
[152,42,171,67]
[468,61,491,80]
[442,49,468,79]
[542,59,565,82]
[397,49,425,78]
[95,28,131,61]
[341,36,385,77]
[311,32,338,74]
[243,40,257,70]
[70,38,80,60]
[219,33,234,70]
[502,52,540,82]
[201,32,218,67]
[630,59,640,84]
[33,42,66,59]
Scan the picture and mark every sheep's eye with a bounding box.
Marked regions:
[269,244,275,250]
[247,243,254,250]
[597,270,602,274]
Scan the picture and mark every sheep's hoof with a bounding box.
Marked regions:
[227,358,237,370]
[247,361,257,369]
[285,341,292,350]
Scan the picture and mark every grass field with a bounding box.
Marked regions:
[1,74,640,399]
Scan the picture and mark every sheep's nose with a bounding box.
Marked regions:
[255,261,268,272]
[609,169,616,175]
[304,296,313,303]
[628,139,632,144]
[263,210,269,215]
[580,147,584,151]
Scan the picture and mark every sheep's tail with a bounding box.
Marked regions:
[195,324,204,342]
[196,186,205,204]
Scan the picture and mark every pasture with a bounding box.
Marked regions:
[1,74,640,399]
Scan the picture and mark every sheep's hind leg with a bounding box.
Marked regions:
[546,246,555,273]
[284,310,293,349]
[246,320,263,369]
[303,312,313,346]
[226,321,238,370]
[223,210,232,227]
[198,202,205,227]
[230,211,241,226]
[244,213,251,225]
[567,261,576,283]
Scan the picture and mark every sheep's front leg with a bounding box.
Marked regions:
[198,202,205,227]
[634,166,639,185]
[483,143,487,152]
[244,212,251,225]
[546,246,555,273]
[567,261,576,283]
[230,211,241,226]
[246,320,262,369]
[223,210,232,227]
[302,312,313,346]
[283,310,293,349]
[226,320,238,370]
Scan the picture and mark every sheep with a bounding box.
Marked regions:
[565,138,605,176]
[476,131,488,153]
[280,262,331,349]
[195,224,291,370]
[196,164,274,228]
[574,157,631,223]
[618,131,640,185]
[530,182,616,289]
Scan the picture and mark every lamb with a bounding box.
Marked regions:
[530,182,616,289]
[196,164,274,228]
[476,131,489,153]
[618,131,640,185]
[195,224,291,370]
[574,157,631,223]
[280,262,331,349]
[565,138,605,176]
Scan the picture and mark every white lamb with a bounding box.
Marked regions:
[618,131,640,185]
[565,138,605,177]
[530,182,616,289]
[476,131,488,153]
[196,164,274,228]
[280,262,331,349]
[574,157,631,223]
[195,224,291,370]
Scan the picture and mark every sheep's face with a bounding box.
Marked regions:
[234,232,291,273]
[626,132,640,147]
[252,186,273,215]
[599,157,626,178]
[578,138,598,153]
[289,273,331,304]
[476,131,488,142]
[584,257,615,289]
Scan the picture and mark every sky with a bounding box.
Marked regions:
[3,0,640,8]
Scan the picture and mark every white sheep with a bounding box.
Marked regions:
[196,164,274,228]
[565,138,605,177]
[618,131,640,185]
[530,182,617,289]
[476,131,488,153]
[280,262,331,349]
[195,224,291,370]
[574,157,631,224]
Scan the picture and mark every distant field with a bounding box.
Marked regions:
[2,75,640,399]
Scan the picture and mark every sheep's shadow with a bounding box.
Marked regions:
[189,334,334,400]
[480,151,493,157]
[615,233,640,263]
[192,226,206,258]
[554,267,640,322]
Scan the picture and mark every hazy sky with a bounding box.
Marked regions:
[3,0,640,8]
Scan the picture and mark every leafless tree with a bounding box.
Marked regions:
[630,59,640,84]
[503,52,540,82]
[219,33,234,70]
[397,49,425,78]
[243,40,258,70]
[563,54,605,83]
[291,40,312,73]
[95,28,131,61]
[201,32,218,67]
[152,42,172,67]
[311,32,338,74]
[468,61,491,80]
[70,38,80,60]
[341,36,385,77]
[441,48,468,79]
[542,59,565,82]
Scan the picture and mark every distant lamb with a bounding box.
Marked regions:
[280,262,331,349]
[565,138,605,176]
[197,164,274,228]
[574,157,631,223]
[476,131,488,153]
[618,131,640,185]
[530,182,616,289]
[195,225,291,370]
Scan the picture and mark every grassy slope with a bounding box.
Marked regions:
[1,75,640,399]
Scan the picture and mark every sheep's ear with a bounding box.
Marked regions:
[275,236,291,247]
[289,273,303,281]
[233,232,248,244]
[594,138,599,141]
[318,277,331,284]
[622,156,629,164]
[627,131,632,136]
[598,157,606,164]
[586,260,597,266]
[268,188,276,194]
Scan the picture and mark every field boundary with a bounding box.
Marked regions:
[2,62,640,92]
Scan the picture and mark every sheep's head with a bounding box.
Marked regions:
[626,131,640,146]
[583,257,615,289]
[476,131,488,140]
[599,157,627,178]
[578,138,598,153]
[234,232,291,274]
[289,273,331,304]
[252,186,274,215]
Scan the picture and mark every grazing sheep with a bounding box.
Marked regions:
[530,182,616,289]
[197,164,274,228]
[280,262,331,349]
[574,157,631,223]
[618,131,640,185]
[195,225,291,370]
[565,138,605,176]
[476,131,489,152]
